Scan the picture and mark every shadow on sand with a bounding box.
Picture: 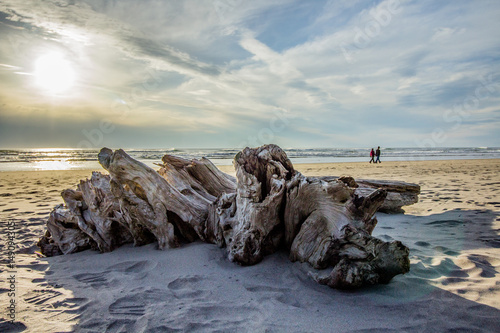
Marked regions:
[1,208,499,332]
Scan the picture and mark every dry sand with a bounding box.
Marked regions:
[1,159,499,332]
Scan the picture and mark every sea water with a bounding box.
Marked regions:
[0,147,499,171]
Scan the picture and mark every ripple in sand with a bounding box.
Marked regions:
[25,190,40,195]
[425,219,463,227]
[25,289,63,305]
[54,297,90,313]
[467,255,497,278]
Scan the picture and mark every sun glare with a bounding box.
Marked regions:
[34,52,76,94]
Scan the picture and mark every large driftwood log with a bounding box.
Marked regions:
[38,145,415,289]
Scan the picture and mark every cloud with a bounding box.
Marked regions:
[0,0,499,148]
[122,36,221,77]
[393,48,430,77]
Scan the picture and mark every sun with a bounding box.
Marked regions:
[34,52,76,94]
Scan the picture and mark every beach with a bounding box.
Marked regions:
[1,159,500,332]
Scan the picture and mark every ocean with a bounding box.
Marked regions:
[0,147,499,172]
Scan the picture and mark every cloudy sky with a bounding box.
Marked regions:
[0,0,499,149]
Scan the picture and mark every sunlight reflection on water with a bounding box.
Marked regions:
[32,160,77,171]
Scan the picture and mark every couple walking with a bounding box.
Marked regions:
[369,146,381,163]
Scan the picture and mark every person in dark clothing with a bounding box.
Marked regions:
[369,148,375,163]
[375,146,381,163]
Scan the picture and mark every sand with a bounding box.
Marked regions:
[1,159,499,332]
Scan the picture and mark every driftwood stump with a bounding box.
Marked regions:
[38,145,416,289]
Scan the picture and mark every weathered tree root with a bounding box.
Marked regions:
[38,145,416,289]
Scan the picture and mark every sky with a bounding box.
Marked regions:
[0,0,499,149]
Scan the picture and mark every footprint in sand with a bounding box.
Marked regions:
[244,285,301,308]
[108,296,146,317]
[107,260,156,274]
[105,286,260,332]
[168,275,203,290]
[105,289,220,331]
[105,319,138,332]
[73,272,109,289]
[167,275,206,299]
[108,288,171,320]
[74,262,157,290]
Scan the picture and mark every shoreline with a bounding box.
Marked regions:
[1,157,499,170]
[1,156,500,172]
